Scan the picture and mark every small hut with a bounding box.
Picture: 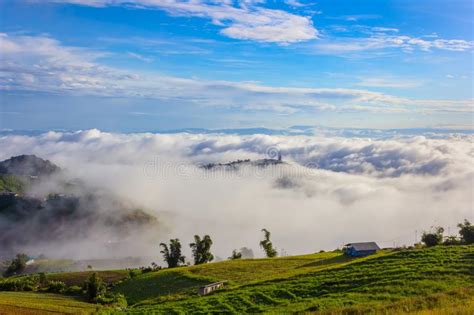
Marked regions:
[198,282,224,296]
[343,242,380,257]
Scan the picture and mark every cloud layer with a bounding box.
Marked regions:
[1,33,472,115]
[46,0,317,44]
[0,130,472,259]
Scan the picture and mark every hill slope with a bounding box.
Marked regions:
[1,246,472,314]
[114,245,473,313]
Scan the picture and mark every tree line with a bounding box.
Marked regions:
[159,228,278,268]
[420,219,473,247]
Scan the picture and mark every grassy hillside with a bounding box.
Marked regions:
[48,270,130,287]
[115,246,473,313]
[1,246,472,314]
[0,292,98,314]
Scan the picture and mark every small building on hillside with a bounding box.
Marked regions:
[198,282,224,296]
[343,242,380,257]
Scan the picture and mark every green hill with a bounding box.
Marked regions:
[114,245,473,313]
[1,246,473,314]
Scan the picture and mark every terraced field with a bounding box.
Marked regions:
[0,292,97,314]
[119,246,474,313]
[1,246,473,314]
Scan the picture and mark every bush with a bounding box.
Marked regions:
[0,275,39,292]
[46,280,66,293]
[38,273,47,286]
[443,236,461,246]
[128,269,142,278]
[64,285,83,296]
[421,227,444,247]
[95,293,128,307]
[83,273,106,301]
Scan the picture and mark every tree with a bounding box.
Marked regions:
[3,253,28,277]
[260,228,278,258]
[160,239,185,268]
[189,235,214,265]
[443,235,460,246]
[421,226,444,247]
[228,249,242,260]
[83,272,106,301]
[458,219,474,244]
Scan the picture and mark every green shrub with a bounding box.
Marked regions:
[64,285,83,296]
[46,280,66,293]
[421,227,444,247]
[38,273,48,286]
[128,269,142,278]
[0,275,39,292]
[83,273,106,301]
[95,293,128,307]
[443,236,461,246]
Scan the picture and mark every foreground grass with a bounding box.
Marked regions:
[113,251,356,305]
[123,246,473,313]
[0,292,98,314]
[1,246,472,314]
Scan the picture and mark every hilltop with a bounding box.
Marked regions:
[200,158,285,170]
[1,245,472,314]
[0,155,160,261]
[0,155,60,177]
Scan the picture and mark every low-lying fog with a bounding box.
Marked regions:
[1,129,472,262]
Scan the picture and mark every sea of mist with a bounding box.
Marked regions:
[0,129,472,262]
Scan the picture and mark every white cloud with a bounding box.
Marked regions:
[0,33,472,114]
[285,0,306,7]
[126,52,154,63]
[314,33,474,54]
[45,0,317,44]
[0,130,472,257]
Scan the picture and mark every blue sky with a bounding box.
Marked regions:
[0,0,472,131]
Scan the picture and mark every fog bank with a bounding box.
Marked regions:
[0,130,472,261]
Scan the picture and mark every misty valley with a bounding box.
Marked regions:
[1,0,473,313]
[0,130,473,314]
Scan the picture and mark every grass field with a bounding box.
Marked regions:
[118,245,474,313]
[0,292,98,314]
[48,270,129,286]
[0,245,473,314]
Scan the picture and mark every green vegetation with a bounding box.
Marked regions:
[117,245,473,313]
[3,253,28,277]
[1,219,473,313]
[160,239,186,268]
[1,246,473,313]
[0,270,128,311]
[84,273,106,301]
[0,292,98,314]
[422,226,445,247]
[0,174,25,194]
[47,270,129,286]
[260,228,278,258]
[190,235,214,265]
[458,219,474,244]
